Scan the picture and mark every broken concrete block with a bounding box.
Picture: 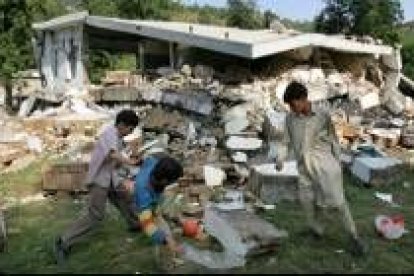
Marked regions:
[262,110,286,141]
[18,95,36,117]
[234,163,250,179]
[181,64,192,77]
[156,67,176,78]
[203,206,288,257]
[350,157,403,186]
[249,161,299,203]
[193,65,214,82]
[222,104,249,123]
[225,118,249,135]
[161,90,213,115]
[291,67,311,83]
[226,136,262,151]
[26,135,43,154]
[370,128,401,148]
[203,165,226,187]
[382,48,402,71]
[141,86,163,103]
[384,94,405,115]
[358,92,380,110]
[401,125,414,148]
[232,151,247,163]
[309,68,325,83]
[182,242,246,269]
[215,190,245,211]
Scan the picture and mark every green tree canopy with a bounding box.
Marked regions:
[316,0,404,45]
[402,44,414,80]
[116,0,181,20]
[226,0,263,29]
[0,0,65,110]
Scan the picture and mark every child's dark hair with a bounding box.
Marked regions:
[115,109,139,127]
[283,81,308,104]
[151,157,184,193]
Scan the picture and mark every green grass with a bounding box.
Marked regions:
[401,28,414,47]
[1,162,414,273]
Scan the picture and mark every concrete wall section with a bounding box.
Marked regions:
[38,25,84,97]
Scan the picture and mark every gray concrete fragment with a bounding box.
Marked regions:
[225,118,249,135]
[226,136,262,151]
[204,206,288,257]
[350,157,403,186]
[18,95,36,117]
[193,65,214,82]
[161,90,213,115]
[249,162,299,203]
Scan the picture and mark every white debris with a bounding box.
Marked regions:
[253,161,299,176]
[203,165,226,187]
[225,118,249,135]
[226,136,262,151]
[374,192,393,204]
[232,151,247,163]
[18,96,36,117]
[222,104,250,123]
[26,135,43,154]
[358,92,380,110]
[215,190,245,211]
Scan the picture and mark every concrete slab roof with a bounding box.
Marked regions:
[33,11,394,59]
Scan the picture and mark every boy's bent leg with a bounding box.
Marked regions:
[60,185,108,249]
[108,185,139,231]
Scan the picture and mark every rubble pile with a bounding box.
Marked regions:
[3,43,414,266]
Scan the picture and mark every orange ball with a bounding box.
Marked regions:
[182,219,200,238]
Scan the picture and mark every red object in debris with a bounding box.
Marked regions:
[182,219,199,238]
[391,214,405,226]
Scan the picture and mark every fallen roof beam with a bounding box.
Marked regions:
[33,11,88,31]
[252,34,393,59]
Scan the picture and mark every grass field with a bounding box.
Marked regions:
[1,161,414,274]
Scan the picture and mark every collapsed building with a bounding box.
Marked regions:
[2,11,414,268]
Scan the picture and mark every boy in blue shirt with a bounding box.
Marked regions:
[123,155,184,254]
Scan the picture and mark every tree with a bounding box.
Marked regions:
[402,44,414,80]
[0,0,65,112]
[315,0,353,34]
[226,0,263,29]
[263,9,279,28]
[116,0,180,20]
[82,0,119,17]
[316,0,404,45]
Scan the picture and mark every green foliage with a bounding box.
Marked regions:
[263,9,279,28]
[402,44,414,80]
[282,19,315,33]
[85,50,112,84]
[0,0,66,110]
[83,0,119,17]
[316,0,404,45]
[226,0,264,29]
[315,0,353,35]
[116,0,180,20]
[191,5,227,25]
